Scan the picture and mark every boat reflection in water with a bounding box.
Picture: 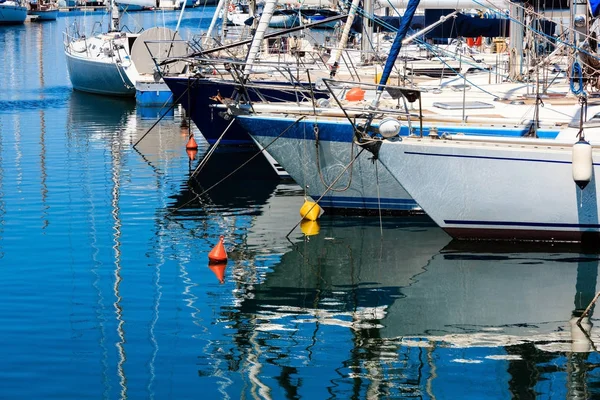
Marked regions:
[169,146,282,217]
[227,217,600,398]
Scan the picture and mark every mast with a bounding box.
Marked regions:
[243,0,278,79]
[508,1,524,80]
[329,0,361,77]
[361,0,374,62]
[204,0,227,46]
[109,0,120,32]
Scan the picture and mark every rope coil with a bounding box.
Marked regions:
[571,61,585,95]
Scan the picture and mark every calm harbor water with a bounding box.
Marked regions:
[1,9,600,399]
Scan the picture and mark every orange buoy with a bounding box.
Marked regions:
[208,262,226,284]
[208,235,227,264]
[345,87,365,101]
[186,134,198,150]
[186,148,198,160]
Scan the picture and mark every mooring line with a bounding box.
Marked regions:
[375,161,383,237]
[188,118,236,181]
[167,115,306,216]
[285,147,365,239]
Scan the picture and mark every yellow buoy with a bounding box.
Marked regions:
[300,220,320,236]
[300,200,323,221]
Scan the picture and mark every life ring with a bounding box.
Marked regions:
[228,3,234,12]
[466,37,482,47]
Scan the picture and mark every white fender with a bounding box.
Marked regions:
[572,139,593,190]
[378,117,401,138]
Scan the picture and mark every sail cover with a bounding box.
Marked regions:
[424,11,509,38]
[377,0,420,91]
[591,0,600,16]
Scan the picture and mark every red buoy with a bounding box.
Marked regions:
[208,262,226,284]
[186,135,198,150]
[186,148,198,160]
[208,235,227,264]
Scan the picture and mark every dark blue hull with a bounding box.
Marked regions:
[163,76,328,146]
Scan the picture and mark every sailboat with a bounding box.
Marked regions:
[0,0,27,24]
[64,0,186,97]
[63,1,140,96]
[228,0,597,217]
[364,0,600,242]
[161,0,339,145]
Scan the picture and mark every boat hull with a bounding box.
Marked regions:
[0,4,27,24]
[28,9,58,20]
[268,13,300,28]
[162,76,327,145]
[377,136,600,242]
[237,115,420,213]
[65,51,135,97]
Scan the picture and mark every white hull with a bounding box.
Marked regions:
[237,115,419,212]
[65,49,136,96]
[0,4,27,24]
[65,26,187,98]
[227,12,249,26]
[377,133,600,242]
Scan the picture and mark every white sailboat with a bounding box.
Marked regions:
[64,2,187,97]
[63,1,140,97]
[373,99,600,242]
[228,0,596,216]
[0,0,27,24]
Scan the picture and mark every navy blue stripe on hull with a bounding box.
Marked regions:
[405,151,600,166]
[445,227,600,243]
[445,220,600,229]
[318,196,419,211]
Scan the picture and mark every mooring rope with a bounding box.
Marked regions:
[188,118,236,180]
[375,160,383,237]
[167,116,306,216]
[315,123,354,192]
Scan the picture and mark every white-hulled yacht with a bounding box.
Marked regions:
[64,1,138,96]
[64,1,187,97]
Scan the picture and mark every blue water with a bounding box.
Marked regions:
[0,9,600,399]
